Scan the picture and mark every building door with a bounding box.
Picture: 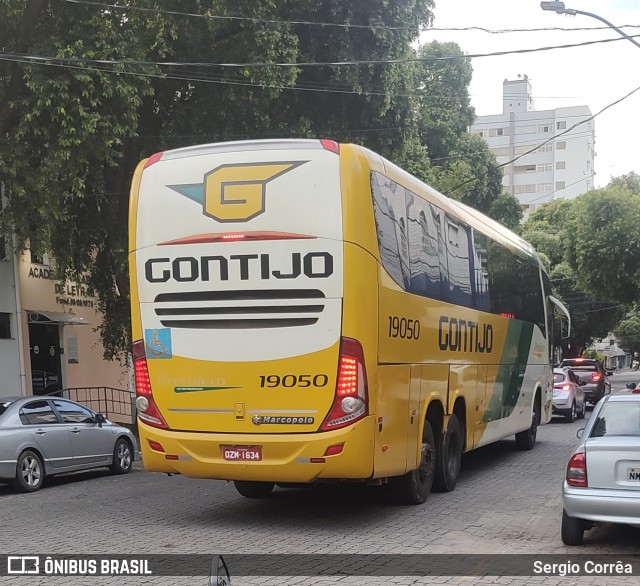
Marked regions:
[28,321,62,395]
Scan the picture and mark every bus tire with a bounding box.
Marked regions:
[515,396,539,451]
[233,481,275,499]
[396,420,436,505]
[433,414,463,492]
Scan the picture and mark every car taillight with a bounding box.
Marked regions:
[554,384,572,392]
[592,373,602,382]
[566,452,588,487]
[320,337,368,431]
[133,340,168,429]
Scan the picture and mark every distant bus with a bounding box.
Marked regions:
[128,139,570,504]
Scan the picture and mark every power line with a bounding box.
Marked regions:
[0,33,637,70]
[59,0,640,35]
[59,0,422,32]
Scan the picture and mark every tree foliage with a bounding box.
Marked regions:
[614,312,640,357]
[0,0,523,359]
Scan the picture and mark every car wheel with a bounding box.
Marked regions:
[565,401,576,423]
[516,398,539,451]
[561,509,584,545]
[577,399,586,420]
[433,414,463,492]
[110,438,133,475]
[12,450,45,493]
[233,481,275,498]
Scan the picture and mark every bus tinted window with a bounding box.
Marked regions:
[472,231,491,312]
[445,216,473,308]
[371,174,410,289]
[406,192,447,301]
[486,241,545,335]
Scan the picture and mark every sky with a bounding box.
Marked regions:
[423,0,640,187]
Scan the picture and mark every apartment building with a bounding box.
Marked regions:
[469,76,595,216]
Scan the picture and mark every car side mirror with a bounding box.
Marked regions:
[576,428,584,439]
[95,413,106,426]
[626,383,637,390]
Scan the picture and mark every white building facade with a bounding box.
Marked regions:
[469,77,595,215]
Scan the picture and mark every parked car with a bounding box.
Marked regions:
[561,394,640,545]
[0,396,136,492]
[560,358,611,405]
[625,382,640,394]
[552,368,586,422]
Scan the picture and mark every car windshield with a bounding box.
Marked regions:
[553,373,566,383]
[591,402,640,437]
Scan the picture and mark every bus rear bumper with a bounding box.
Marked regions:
[138,418,375,482]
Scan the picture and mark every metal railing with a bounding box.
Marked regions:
[49,387,136,425]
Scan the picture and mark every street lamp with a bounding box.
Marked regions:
[540,1,640,51]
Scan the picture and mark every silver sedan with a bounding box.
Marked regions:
[0,396,136,492]
[561,393,640,545]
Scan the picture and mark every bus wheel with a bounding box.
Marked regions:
[396,420,436,505]
[515,397,539,451]
[233,481,275,499]
[433,414,463,492]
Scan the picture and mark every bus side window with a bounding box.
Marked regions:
[445,216,473,309]
[371,173,408,290]
[406,194,446,301]
[472,231,491,312]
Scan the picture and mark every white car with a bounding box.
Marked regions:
[552,367,586,422]
[561,394,640,545]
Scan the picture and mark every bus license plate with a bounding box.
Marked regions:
[627,467,640,481]
[222,446,262,461]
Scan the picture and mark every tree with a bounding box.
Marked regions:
[413,42,521,228]
[607,172,640,195]
[0,0,437,359]
[614,312,640,358]
[565,187,640,304]
[549,263,624,356]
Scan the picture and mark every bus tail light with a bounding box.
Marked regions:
[566,451,588,487]
[133,340,168,429]
[320,337,368,431]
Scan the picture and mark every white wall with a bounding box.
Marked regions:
[0,256,21,398]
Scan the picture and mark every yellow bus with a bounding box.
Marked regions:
[128,139,570,504]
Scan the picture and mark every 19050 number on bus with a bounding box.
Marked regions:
[259,374,329,388]
[388,316,421,340]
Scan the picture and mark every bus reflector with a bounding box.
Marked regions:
[133,340,169,430]
[320,139,340,154]
[148,440,165,452]
[324,444,344,457]
[320,337,368,431]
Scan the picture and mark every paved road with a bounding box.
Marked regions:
[1,410,638,586]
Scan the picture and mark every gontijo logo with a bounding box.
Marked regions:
[168,161,307,223]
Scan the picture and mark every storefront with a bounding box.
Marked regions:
[0,248,129,405]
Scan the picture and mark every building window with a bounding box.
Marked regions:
[489,128,505,137]
[537,144,553,153]
[514,165,536,174]
[556,141,567,150]
[29,237,49,266]
[0,313,10,339]
[555,181,566,190]
[538,124,551,133]
[490,147,510,157]
[67,334,79,364]
[514,145,532,154]
[515,125,536,135]
[557,121,567,130]
[476,130,487,138]
[537,183,552,192]
[536,164,552,173]
[514,184,536,194]
[556,161,566,170]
